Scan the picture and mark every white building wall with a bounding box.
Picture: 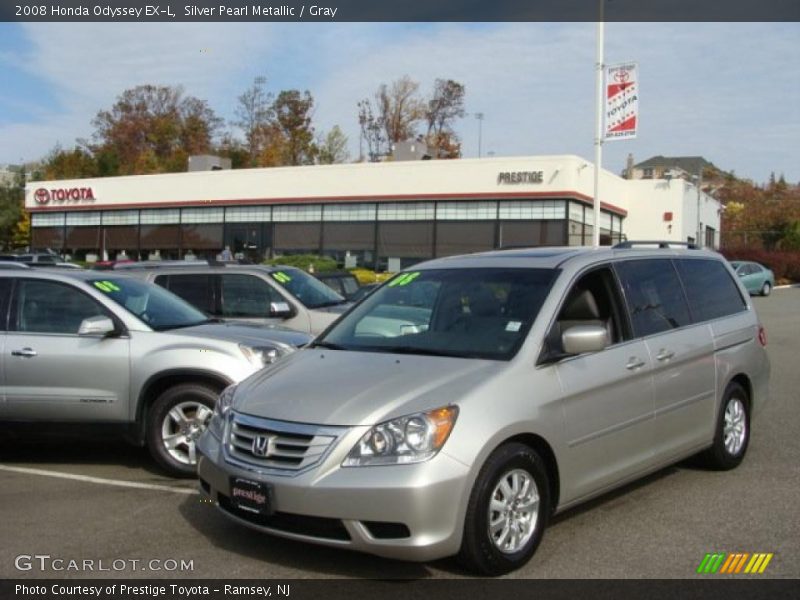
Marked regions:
[24,154,721,245]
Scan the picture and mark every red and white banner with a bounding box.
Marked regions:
[604,62,638,141]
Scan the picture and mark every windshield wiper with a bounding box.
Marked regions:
[364,345,468,358]
[309,340,348,350]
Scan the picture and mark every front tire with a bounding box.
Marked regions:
[761,282,771,296]
[146,383,218,477]
[700,382,750,470]
[458,443,550,576]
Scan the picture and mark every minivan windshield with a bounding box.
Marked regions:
[89,277,212,331]
[268,267,346,309]
[315,268,557,360]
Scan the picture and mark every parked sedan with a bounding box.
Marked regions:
[730,261,775,296]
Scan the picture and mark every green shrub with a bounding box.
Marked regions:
[264,254,338,273]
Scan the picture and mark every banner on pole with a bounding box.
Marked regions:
[604,62,638,141]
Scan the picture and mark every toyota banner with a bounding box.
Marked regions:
[605,62,639,141]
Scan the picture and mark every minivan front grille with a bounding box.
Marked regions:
[225,413,343,473]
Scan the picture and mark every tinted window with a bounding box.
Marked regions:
[221,274,283,318]
[89,277,209,331]
[0,278,11,330]
[14,280,106,334]
[675,259,747,322]
[615,259,692,337]
[159,274,215,315]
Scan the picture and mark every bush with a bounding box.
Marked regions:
[720,247,800,284]
[349,268,394,284]
[264,254,338,273]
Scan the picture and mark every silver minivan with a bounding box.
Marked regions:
[197,246,770,574]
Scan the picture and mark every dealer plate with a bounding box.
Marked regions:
[230,476,273,516]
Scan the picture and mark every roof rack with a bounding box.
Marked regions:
[613,240,699,250]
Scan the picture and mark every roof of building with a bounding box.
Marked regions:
[633,155,715,175]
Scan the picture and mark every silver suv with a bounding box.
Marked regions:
[120,264,350,335]
[0,269,311,476]
[197,245,770,574]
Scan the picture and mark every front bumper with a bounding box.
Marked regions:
[197,426,472,562]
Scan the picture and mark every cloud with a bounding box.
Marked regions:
[0,22,798,183]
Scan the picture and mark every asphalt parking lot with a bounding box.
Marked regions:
[1,289,798,580]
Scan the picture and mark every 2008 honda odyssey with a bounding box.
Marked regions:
[197,245,770,575]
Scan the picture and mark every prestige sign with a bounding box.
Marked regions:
[33,187,95,205]
[497,171,544,185]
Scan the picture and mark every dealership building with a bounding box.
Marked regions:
[25,155,721,268]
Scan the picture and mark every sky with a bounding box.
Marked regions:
[0,22,798,184]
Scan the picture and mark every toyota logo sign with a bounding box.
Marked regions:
[34,188,51,205]
[31,187,95,206]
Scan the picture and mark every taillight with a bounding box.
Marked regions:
[758,326,767,347]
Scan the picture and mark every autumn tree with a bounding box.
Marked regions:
[424,79,465,159]
[90,84,221,175]
[0,167,26,250]
[234,76,274,166]
[357,76,465,161]
[273,90,317,166]
[317,126,350,164]
[40,145,98,180]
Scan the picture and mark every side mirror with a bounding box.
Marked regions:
[562,324,608,355]
[78,315,116,337]
[269,301,294,319]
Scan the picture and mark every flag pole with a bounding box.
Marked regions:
[593,5,604,247]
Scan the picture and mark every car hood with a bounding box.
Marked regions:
[233,348,505,426]
[170,321,312,348]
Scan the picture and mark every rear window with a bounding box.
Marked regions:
[675,258,747,322]
[615,259,692,337]
[157,274,216,315]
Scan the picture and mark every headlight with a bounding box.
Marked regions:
[207,384,237,440]
[239,343,288,369]
[342,406,458,467]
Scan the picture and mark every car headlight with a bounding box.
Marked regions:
[342,406,459,467]
[239,343,289,369]
[207,384,237,440]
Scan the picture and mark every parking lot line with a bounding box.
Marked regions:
[0,464,198,495]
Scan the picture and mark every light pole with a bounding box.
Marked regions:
[475,112,484,158]
[692,169,704,247]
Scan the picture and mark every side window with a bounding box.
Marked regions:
[675,259,747,322]
[14,280,106,334]
[0,278,11,330]
[160,274,215,315]
[615,259,692,337]
[546,266,628,356]
[221,274,284,318]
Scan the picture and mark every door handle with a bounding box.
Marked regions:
[11,347,37,358]
[626,357,646,370]
[656,349,675,362]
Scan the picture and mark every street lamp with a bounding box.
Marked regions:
[691,170,704,248]
[475,112,484,158]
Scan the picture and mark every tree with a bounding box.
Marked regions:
[377,75,424,145]
[41,145,98,180]
[90,84,221,175]
[234,76,274,166]
[357,99,387,162]
[357,76,465,161]
[273,90,317,166]
[0,167,26,250]
[424,79,465,158]
[317,126,350,164]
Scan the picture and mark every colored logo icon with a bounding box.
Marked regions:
[697,552,774,574]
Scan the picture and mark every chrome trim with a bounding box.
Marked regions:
[223,411,347,477]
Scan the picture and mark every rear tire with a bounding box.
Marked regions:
[146,383,218,477]
[458,443,550,576]
[761,282,771,296]
[699,382,750,470]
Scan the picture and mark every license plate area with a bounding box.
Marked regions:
[229,477,273,516]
